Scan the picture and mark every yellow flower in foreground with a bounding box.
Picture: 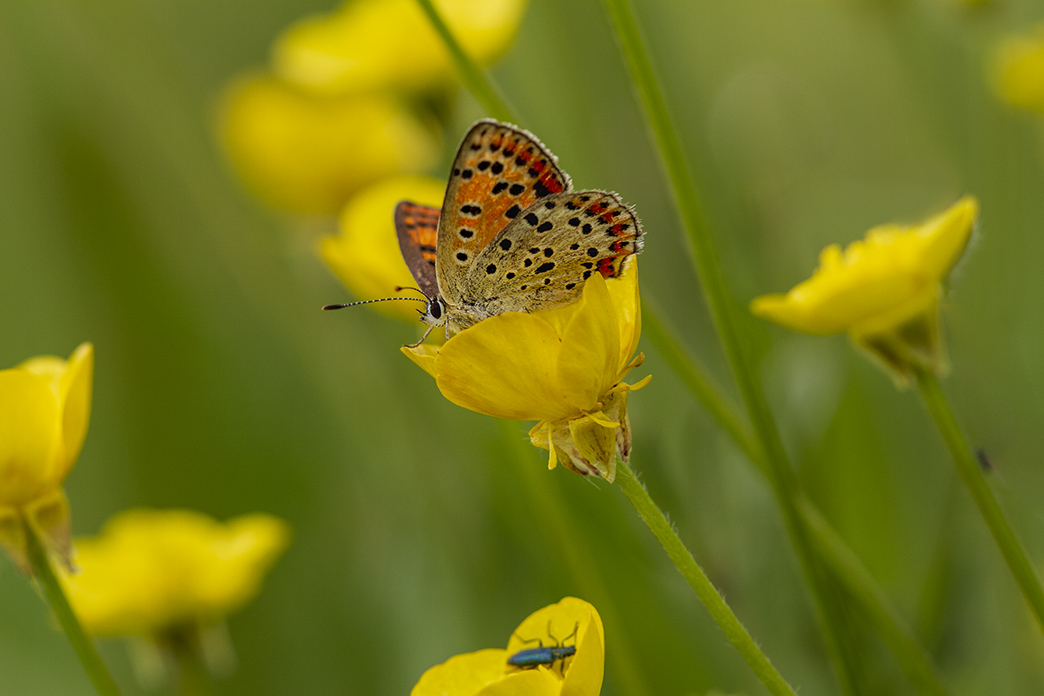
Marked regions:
[412,597,604,696]
[321,176,446,322]
[993,24,1044,114]
[403,262,647,482]
[219,74,440,214]
[751,197,978,384]
[0,342,93,572]
[60,509,289,639]
[273,0,527,95]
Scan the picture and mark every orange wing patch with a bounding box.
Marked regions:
[394,201,441,296]
[437,122,573,294]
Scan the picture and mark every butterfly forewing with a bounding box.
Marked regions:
[436,120,572,304]
[461,191,643,314]
[394,201,441,298]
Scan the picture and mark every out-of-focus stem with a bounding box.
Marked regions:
[25,521,122,696]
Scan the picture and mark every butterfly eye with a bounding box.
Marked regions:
[428,299,443,320]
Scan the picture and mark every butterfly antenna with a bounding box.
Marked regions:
[393,286,428,298]
[322,296,428,311]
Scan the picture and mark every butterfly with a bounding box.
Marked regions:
[326,120,643,345]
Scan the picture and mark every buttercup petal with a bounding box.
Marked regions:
[411,649,512,696]
[190,513,291,620]
[219,74,439,214]
[559,604,605,696]
[476,670,562,696]
[0,369,62,506]
[993,24,1044,114]
[604,260,641,370]
[57,343,93,481]
[556,273,620,410]
[402,344,441,379]
[751,197,978,336]
[274,0,527,95]
[61,509,289,637]
[434,314,576,422]
[322,177,446,321]
[916,196,977,280]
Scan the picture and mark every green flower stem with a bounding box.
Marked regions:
[24,520,122,696]
[173,644,212,696]
[497,421,651,696]
[796,498,950,696]
[646,303,952,696]
[916,369,1044,634]
[615,458,799,696]
[598,1,860,693]
[413,0,515,123]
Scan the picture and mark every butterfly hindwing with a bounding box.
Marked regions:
[436,120,572,304]
[394,201,441,298]
[460,190,643,314]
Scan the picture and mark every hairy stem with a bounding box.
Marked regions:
[615,458,799,696]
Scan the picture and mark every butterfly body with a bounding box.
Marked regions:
[395,120,643,342]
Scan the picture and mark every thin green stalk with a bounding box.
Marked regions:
[916,369,1044,633]
[497,421,651,696]
[598,1,861,692]
[797,499,950,696]
[413,0,515,123]
[172,643,212,696]
[24,520,122,696]
[647,308,952,696]
[615,458,799,696]
[642,303,761,467]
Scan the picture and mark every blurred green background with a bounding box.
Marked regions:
[3,0,1044,694]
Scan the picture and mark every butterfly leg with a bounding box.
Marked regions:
[404,324,436,349]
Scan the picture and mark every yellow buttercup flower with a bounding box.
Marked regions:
[274,0,528,96]
[219,74,440,215]
[993,24,1044,115]
[403,262,647,482]
[321,176,446,322]
[751,197,978,384]
[411,597,604,696]
[60,509,289,640]
[0,342,93,572]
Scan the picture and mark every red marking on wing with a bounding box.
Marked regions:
[596,255,624,278]
[539,171,566,194]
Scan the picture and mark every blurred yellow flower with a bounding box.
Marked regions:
[60,509,289,639]
[0,342,93,572]
[219,74,440,215]
[403,262,647,482]
[993,24,1044,114]
[321,176,446,321]
[273,0,528,95]
[751,196,978,384]
[411,597,603,696]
